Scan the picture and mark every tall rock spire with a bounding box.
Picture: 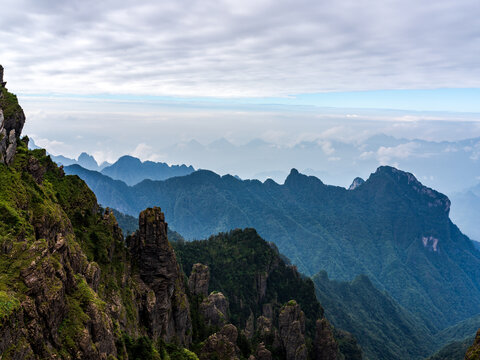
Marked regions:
[128,207,192,345]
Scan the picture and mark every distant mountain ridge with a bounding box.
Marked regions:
[45,149,195,185]
[64,163,480,334]
[47,151,111,171]
[102,155,194,185]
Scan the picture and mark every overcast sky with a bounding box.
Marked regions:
[2,0,480,164]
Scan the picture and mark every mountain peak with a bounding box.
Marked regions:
[348,177,365,190]
[116,155,142,164]
[368,166,451,214]
[289,168,300,176]
[284,168,325,188]
[77,152,99,170]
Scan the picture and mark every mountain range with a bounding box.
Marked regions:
[0,70,356,360]
[146,135,480,194]
[64,162,480,336]
[4,65,480,359]
[45,148,195,186]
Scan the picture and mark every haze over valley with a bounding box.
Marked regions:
[2,0,480,359]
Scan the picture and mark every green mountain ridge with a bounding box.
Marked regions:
[171,228,362,359]
[0,67,355,359]
[65,162,480,333]
[312,271,433,360]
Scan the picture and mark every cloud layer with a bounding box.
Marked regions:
[2,0,480,97]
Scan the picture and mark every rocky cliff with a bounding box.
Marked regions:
[0,65,26,165]
[0,66,361,359]
[0,67,193,359]
[175,229,361,359]
[128,207,191,345]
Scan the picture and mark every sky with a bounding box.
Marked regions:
[1,0,480,167]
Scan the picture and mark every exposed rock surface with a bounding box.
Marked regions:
[0,68,357,360]
[278,301,307,360]
[188,263,210,297]
[199,324,240,360]
[0,65,26,165]
[348,177,365,190]
[200,291,229,328]
[254,342,273,360]
[313,318,339,360]
[128,207,191,345]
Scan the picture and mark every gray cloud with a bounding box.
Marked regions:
[1,0,480,96]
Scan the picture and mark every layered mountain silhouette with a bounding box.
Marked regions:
[49,151,195,185]
[65,163,480,334]
[101,155,194,185]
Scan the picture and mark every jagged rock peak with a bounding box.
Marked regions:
[188,263,210,297]
[348,177,365,190]
[0,65,26,165]
[128,207,192,344]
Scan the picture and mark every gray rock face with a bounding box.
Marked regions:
[188,263,210,297]
[200,291,229,328]
[200,324,240,360]
[128,207,192,345]
[278,301,307,360]
[348,177,365,190]
[254,342,272,360]
[0,65,26,166]
[313,319,339,360]
[257,315,273,336]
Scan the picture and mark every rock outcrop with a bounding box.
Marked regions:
[252,342,273,360]
[128,207,192,345]
[313,318,339,360]
[188,263,210,297]
[0,65,26,165]
[0,67,357,360]
[199,324,240,360]
[348,177,365,190]
[200,291,229,328]
[278,301,308,360]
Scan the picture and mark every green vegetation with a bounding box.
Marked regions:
[0,290,20,321]
[67,165,480,334]
[0,139,132,357]
[0,87,22,120]
[312,271,434,360]
[173,228,323,338]
[120,335,200,360]
[428,336,475,360]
